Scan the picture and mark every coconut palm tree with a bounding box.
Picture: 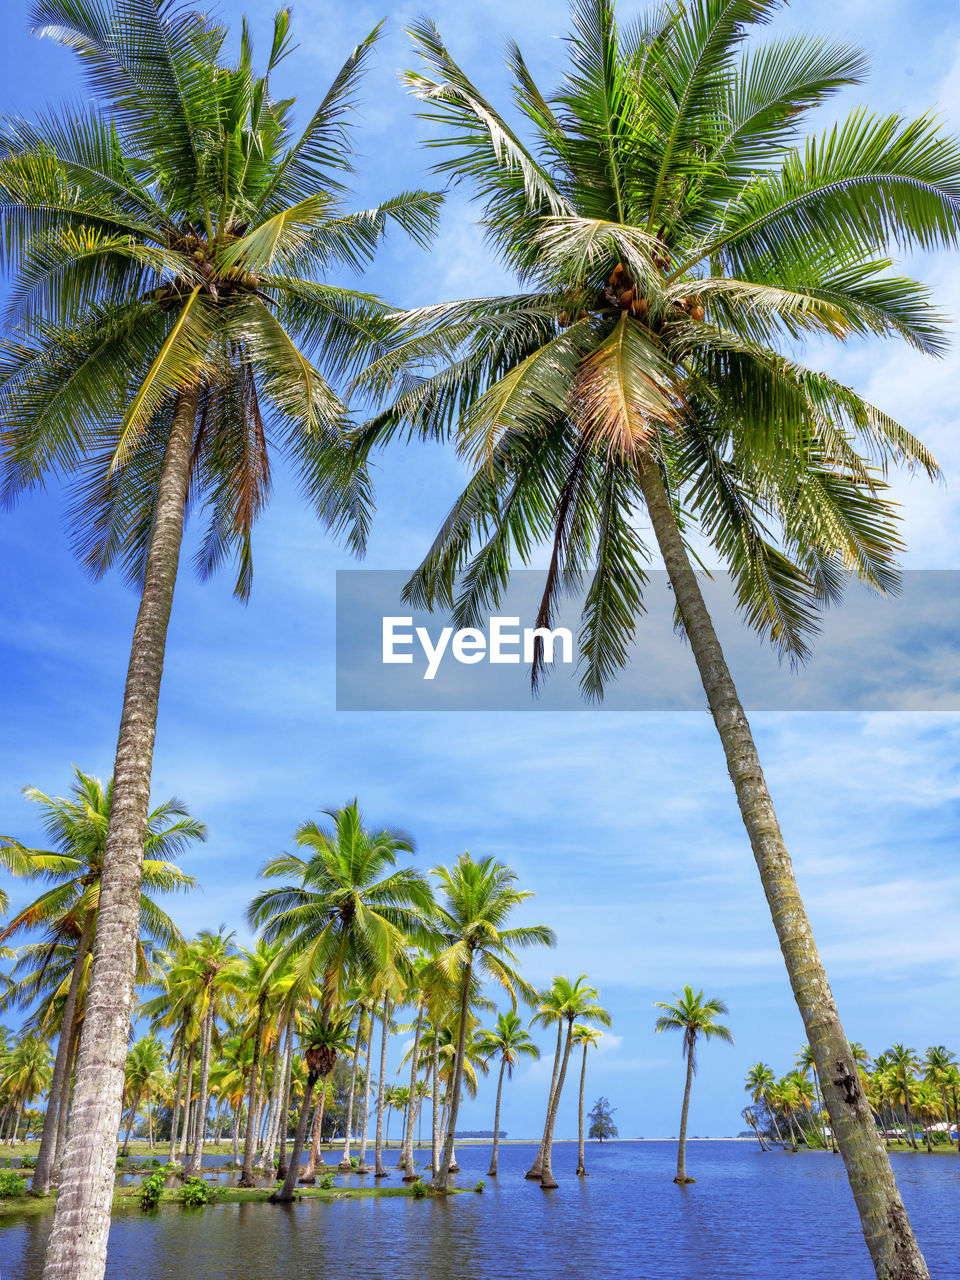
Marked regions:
[271,1013,351,1202]
[476,1010,539,1177]
[796,1042,835,1152]
[777,1070,815,1150]
[0,768,200,1194]
[120,1035,164,1154]
[0,5,439,1270]
[428,854,554,1191]
[360,5,960,1271]
[922,1047,956,1149]
[1,1035,52,1144]
[249,801,433,1200]
[532,975,610,1189]
[654,986,733,1183]
[571,1024,602,1176]
[887,1045,921,1151]
[744,1061,784,1146]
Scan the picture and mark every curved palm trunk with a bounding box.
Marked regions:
[33,915,94,1194]
[401,1002,423,1180]
[231,1103,241,1167]
[488,1057,507,1178]
[903,1099,918,1151]
[261,1018,286,1174]
[185,1006,213,1176]
[765,1094,785,1147]
[357,1013,375,1173]
[432,958,472,1192]
[167,1025,187,1166]
[376,995,392,1178]
[271,1073,317,1202]
[575,1044,589,1176]
[300,1087,327,1183]
[526,1020,563,1180]
[177,1040,196,1163]
[674,1049,696,1184]
[539,1021,574,1190]
[42,384,199,1280]
[239,1000,267,1187]
[9,1097,24,1145]
[54,1018,82,1174]
[121,1089,141,1157]
[747,1110,768,1150]
[338,1031,363,1172]
[276,1027,294,1179]
[430,1034,441,1175]
[636,457,929,1277]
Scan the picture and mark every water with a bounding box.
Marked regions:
[2,1141,958,1279]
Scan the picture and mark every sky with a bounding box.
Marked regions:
[1,0,960,1147]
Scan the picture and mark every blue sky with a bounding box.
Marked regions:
[2,0,960,1144]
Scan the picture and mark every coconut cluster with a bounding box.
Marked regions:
[603,262,704,324]
[151,221,257,310]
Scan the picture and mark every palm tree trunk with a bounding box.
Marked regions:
[539,1021,575,1190]
[402,1002,424,1181]
[42,383,200,1280]
[526,1020,563,1180]
[167,1025,186,1166]
[178,1039,196,1163]
[261,1018,286,1174]
[186,1006,213,1175]
[432,957,472,1192]
[33,914,95,1195]
[121,1089,141,1157]
[636,456,929,1278]
[147,1092,154,1149]
[674,1048,696,1184]
[300,1088,326,1183]
[765,1093,785,1147]
[488,1057,506,1178]
[430,1033,441,1175]
[54,1018,82,1174]
[338,1032,362,1172]
[903,1100,918,1151]
[239,1000,267,1187]
[276,1027,294,1179]
[575,1043,589,1176]
[9,1097,24,1146]
[271,1073,317,1203]
[376,995,392,1178]
[357,1011,375,1173]
[231,1103,241,1167]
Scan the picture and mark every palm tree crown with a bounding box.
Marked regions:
[654,985,733,1067]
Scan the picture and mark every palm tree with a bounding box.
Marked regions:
[571,1024,602,1176]
[531,975,610,1189]
[0,5,439,1271]
[797,1043,835,1152]
[120,1035,164,1154]
[654,986,733,1183]
[476,1010,539,1177]
[428,854,554,1191]
[744,1062,784,1146]
[922,1047,956,1150]
[1,1036,52,1144]
[250,801,433,1201]
[0,768,200,1194]
[777,1071,815,1150]
[887,1045,921,1151]
[362,6,960,1272]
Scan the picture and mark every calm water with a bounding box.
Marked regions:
[2,1140,958,1279]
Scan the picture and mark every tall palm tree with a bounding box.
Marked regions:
[0,5,438,1271]
[476,1009,539,1177]
[0,768,200,1194]
[235,939,286,1186]
[797,1042,835,1152]
[532,975,610,1189]
[249,800,433,1201]
[777,1070,815,1150]
[361,5,960,1272]
[886,1045,922,1151]
[120,1035,164,1154]
[744,1061,784,1146]
[572,1024,602,1176]
[654,986,733,1183]
[428,854,554,1191]
[922,1047,956,1150]
[271,1012,350,1202]
[1,1036,52,1144]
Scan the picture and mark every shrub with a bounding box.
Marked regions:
[0,1169,27,1197]
[411,1177,427,1199]
[318,1171,336,1190]
[180,1176,213,1207]
[473,1180,485,1193]
[138,1163,178,1211]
